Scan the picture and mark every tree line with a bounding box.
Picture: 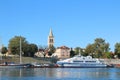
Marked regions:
[72,38,119,59]
[0,36,56,57]
[1,36,38,57]
[1,36,120,59]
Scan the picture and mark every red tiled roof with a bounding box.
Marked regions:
[57,46,70,49]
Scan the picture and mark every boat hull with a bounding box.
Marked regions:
[56,55,112,68]
[58,63,107,68]
[0,65,24,68]
[0,64,33,68]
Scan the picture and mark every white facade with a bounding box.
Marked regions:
[34,51,44,57]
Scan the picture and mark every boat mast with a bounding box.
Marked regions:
[0,37,2,60]
[20,37,22,64]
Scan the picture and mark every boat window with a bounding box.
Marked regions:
[83,58,85,59]
[73,61,83,62]
[85,61,96,62]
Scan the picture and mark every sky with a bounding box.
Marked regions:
[0,0,120,51]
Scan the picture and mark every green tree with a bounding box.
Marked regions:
[74,47,86,56]
[85,38,110,58]
[94,38,109,58]
[115,43,120,58]
[8,36,38,57]
[1,47,8,55]
[48,46,56,56]
[26,44,38,57]
[85,44,94,57]
[74,47,81,55]
[70,48,75,57]
[8,36,28,55]
[104,52,113,59]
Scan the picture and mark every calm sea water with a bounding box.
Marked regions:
[0,68,120,80]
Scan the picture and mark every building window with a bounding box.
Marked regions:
[49,39,53,43]
[61,52,64,56]
[66,52,68,56]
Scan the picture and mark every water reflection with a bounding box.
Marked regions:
[0,68,120,80]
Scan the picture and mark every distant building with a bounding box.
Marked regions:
[34,49,44,57]
[0,44,4,56]
[52,46,70,59]
[48,28,54,48]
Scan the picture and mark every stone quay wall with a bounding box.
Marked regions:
[104,59,120,64]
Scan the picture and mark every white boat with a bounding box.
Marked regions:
[57,55,108,68]
[0,63,32,68]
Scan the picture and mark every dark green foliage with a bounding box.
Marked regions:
[48,46,56,56]
[8,36,28,55]
[8,36,38,57]
[104,52,113,58]
[115,43,120,58]
[24,44,38,57]
[85,44,94,56]
[48,52,52,56]
[74,47,81,55]
[85,38,110,58]
[1,47,8,54]
[74,47,85,56]
[70,48,75,57]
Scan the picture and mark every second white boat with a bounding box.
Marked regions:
[57,55,108,68]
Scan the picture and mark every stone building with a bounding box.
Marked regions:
[52,46,70,59]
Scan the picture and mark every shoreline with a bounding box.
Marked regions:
[1,57,120,68]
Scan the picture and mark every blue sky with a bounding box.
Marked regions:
[0,0,120,51]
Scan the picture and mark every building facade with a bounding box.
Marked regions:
[52,46,70,59]
[34,49,44,57]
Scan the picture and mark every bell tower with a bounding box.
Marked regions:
[48,28,54,48]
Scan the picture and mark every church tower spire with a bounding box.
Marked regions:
[49,28,53,37]
[48,28,54,48]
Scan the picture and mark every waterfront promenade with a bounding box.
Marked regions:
[1,56,120,67]
[104,59,120,64]
[104,59,120,67]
